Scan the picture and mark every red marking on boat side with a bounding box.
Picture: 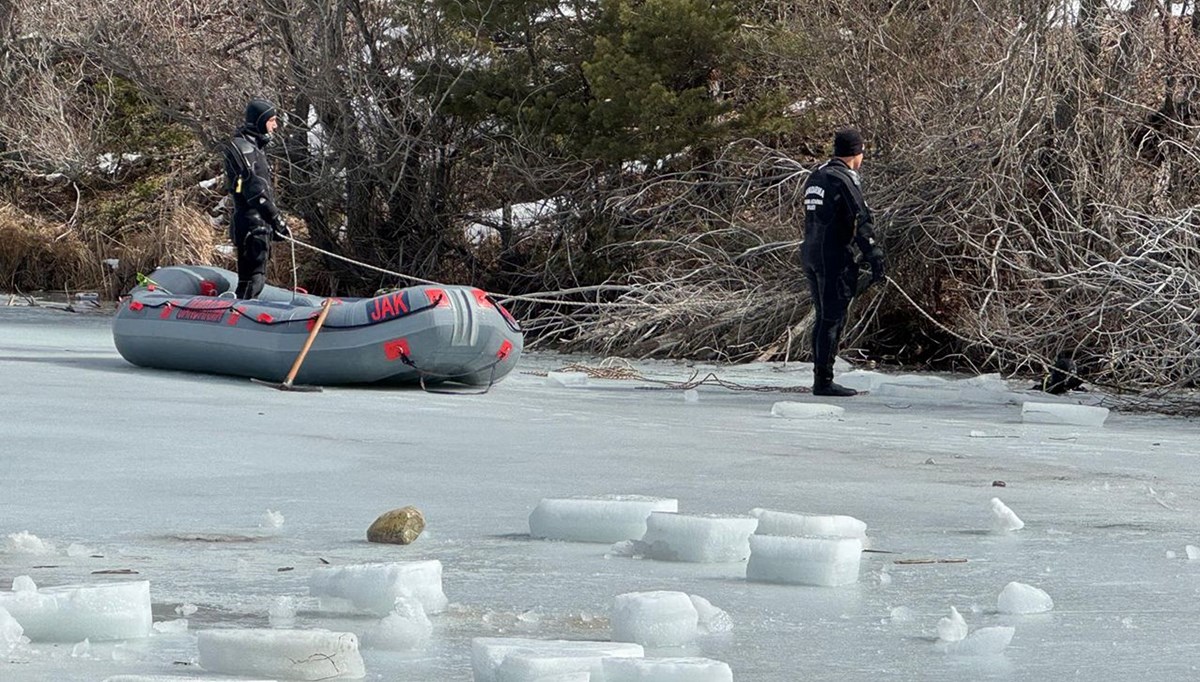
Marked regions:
[176,298,232,323]
[383,338,411,361]
[257,312,274,323]
[423,288,451,308]
[369,292,409,323]
[199,280,218,297]
[159,302,174,319]
[129,301,144,312]
[472,289,495,308]
[227,308,242,325]
[496,339,513,360]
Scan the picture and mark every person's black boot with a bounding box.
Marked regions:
[813,380,858,397]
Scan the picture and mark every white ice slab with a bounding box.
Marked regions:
[496,647,619,681]
[938,626,1015,656]
[749,508,867,540]
[309,560,447,616]
[0,605,23,655]
[602,657,733,682]
[611,591,698,648]
[874,382,961,403]
[0,580,151,642]
[1021,402,1109,427]
[990,498,1025,533]
[770,402,845,420]
[997,582,1053,614]
[529,495,679,543]
[196,628,365,680]
[471,638,644,682]
[640,513,759,563]
[745,534,862,586]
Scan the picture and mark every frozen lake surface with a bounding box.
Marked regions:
[2,307,1200,680]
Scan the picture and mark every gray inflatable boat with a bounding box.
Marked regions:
[112,265,523,387]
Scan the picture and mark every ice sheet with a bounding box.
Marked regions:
[3,309,1200,680]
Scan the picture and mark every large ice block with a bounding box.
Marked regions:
[309,560,447,615]
[0,580,151,642]
[749,508,867,540]
[471,637,643,682]
[640,513,758,563]
[529,495,679,543]
[1021,402,1109,427]
[745,535,862,586]
[611,591,699,648]
[196,628,365,680]
[602,657,734,681]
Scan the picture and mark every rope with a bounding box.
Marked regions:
[279,234,649,308]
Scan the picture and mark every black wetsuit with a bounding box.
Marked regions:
[224,126,284,299]
[800,158,883,383]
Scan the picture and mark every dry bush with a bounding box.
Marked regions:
[0,204,98,292]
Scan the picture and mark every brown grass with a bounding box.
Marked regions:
[0,204,99,293]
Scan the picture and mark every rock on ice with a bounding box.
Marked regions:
[309,560,447,616]
[529,495,678,543]
[745,535,862,587]
[990,498,1024,532]
[602,656,733,681]
[997,582,1053,614]
[1021,402,1109,427]
[611,591,699,648]
[770,402,845,420]
[639,513,759,563]
[471,638,643,682]
[749,508,867,540]
[0,580,151,642]
[196,628,365,680]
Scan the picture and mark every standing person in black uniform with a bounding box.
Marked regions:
[801,128,887,397]
[224,98,290,300]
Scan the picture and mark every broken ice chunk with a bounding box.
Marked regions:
[990,498,1024,533]
[996,582,1053,614]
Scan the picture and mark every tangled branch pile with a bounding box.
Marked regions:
[0,0,1197,408]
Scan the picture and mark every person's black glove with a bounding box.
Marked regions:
[866,247,887,283]
[272,220,291,242]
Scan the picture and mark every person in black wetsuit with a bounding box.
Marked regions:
[223,98,290,300]
[801,128,887,397]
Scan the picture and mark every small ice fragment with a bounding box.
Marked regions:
[361,597,432,651]
[936,607,967,642]
[0,606,24,655]
[175,603,198,617]
[991,498,1024,532]
[67,543,96,557]
[268,597,296,628]
[770,402,845,420]
[4,531,55,555]
[12,575,37,593]
[940,626,1015,656]
[546,371,589,387]
[683,389,699,403]
[996,582,1053,614]
[71,638,91,658]
[1186,545,1200,561]
[1166,550,1177,559]
[889,606,914,622]
[152,619,188,634]
[689,594,732,634]
[261,510,285,529]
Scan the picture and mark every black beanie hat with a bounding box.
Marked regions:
[245,98,277,135]
[833,128,865,157]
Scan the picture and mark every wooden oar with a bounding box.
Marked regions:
[252,297,333,392]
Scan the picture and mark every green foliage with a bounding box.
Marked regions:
[94,77,193,156]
